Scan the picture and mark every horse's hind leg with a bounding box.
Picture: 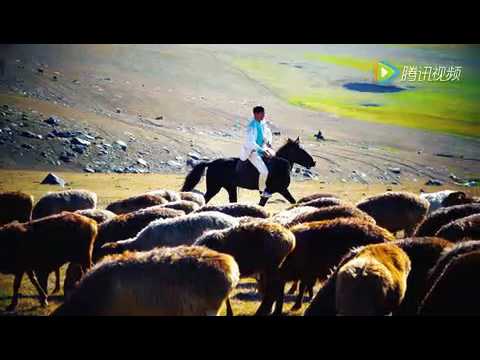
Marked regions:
[205,187,221,204]
[225,186,237,203]
[204,173,222,204]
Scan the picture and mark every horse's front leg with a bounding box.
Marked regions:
[259,196,269,207]
[279,189,296,204]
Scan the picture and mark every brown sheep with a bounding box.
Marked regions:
[97,211,239,259]
[94,206,184,258]
[0,212,97,311]
[195,203,270,218]
[105,194,168,215]
[296,193,339,204]
[270,206,317,226]
[156,200,200,214]
[31,189,97,293]
[179,191,205,207]
[304,243,411,316]
[32,189,97,220]
[284,205,376,297]
[392,237,453,315]
[418,250,480,315]
[414,203,480,237]
[356,191,430,237]
[435,213,480,242]
[441,191,479,209]
[288,197,345,210]
[74,209,117,224]
[64,206,185,297]
[194,221,296,316]
[423,240,480,294]
[285,205,376,228]
[145,189,181,202]
[52,245,240,316]
[336,243,411,315]
[0,191,34,226]
[272,218,395,314]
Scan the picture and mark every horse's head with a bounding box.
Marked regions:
[276,137,316,169]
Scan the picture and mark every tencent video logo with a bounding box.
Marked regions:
[374,61,400,84]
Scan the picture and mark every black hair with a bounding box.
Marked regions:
[253,106,265,114]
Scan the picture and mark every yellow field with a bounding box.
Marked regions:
[0,170,477,316]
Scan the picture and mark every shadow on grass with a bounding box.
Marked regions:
[234,290,313,303]
[0,294,64,301]
[236,282,258,290]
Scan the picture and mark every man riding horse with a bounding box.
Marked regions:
[240,106,275,199]
[181,106,316,206]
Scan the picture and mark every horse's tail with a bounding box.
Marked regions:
[181,161,212,192]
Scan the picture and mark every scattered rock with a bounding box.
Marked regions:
[449,173,460,182]
[41,173,65,186]
[37,68,44,74]
[21,143,33,150]
[84,166,95,173]
[114,140,128,151]
[71,144,86,154]
[44,116,61,126]
[167,160,182,169]
[188,152,201,160]
[155,116,163,120]
[59,151,76,162]
[175,156,183,161]
[115,108,121,114]
[51,129,76,138]
[425,179,444,186]
[463,180,479,187]
[21,130,42,139]
[388,167,401,174]
[71,137,91,146]
[137,158,148,167]
[82,133,96,141]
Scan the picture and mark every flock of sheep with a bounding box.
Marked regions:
[0,187,479,316]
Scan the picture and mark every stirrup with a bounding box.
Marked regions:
[261,190,272,198]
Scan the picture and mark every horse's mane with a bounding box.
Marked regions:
[275,139,294,156]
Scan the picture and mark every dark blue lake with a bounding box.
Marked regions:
[343,82,406,93]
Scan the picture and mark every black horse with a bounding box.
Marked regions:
[181,137,316,206]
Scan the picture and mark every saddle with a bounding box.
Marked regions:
[235,156,272,175]
[235,156,273,190]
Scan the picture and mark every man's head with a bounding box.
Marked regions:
[253,106,265,121]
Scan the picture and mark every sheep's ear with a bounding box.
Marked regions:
[294,136,300,144]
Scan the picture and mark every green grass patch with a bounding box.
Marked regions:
[231,53,480,138]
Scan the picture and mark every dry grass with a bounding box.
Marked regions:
[0,169,477,316]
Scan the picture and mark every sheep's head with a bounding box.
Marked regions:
[442,191,474,208]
